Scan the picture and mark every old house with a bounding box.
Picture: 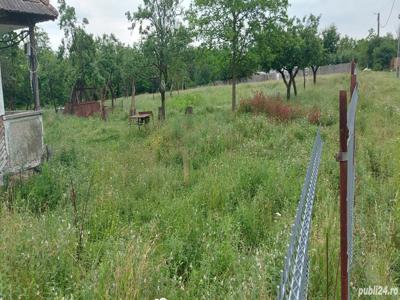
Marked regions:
[0,0,58,183]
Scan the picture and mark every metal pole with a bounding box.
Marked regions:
[29,25,40,111]
[339,90,349,300]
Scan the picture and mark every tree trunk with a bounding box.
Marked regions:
[278,69,292,100]
[287,79,292,100]
[160,90,166,120]
[51,96,58,114]
[130,80,136,116]
[303,69,306,89]
[293,76,298,97]
[101,86,107,121]
[109,83,115,111]
[292,68,300,97]
[160,80,166,120]
[232,76,237,111]
[312,66,319,85]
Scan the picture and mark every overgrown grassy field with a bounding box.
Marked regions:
[0,72,399,299]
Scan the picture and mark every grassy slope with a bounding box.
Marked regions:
[0,72,399,299]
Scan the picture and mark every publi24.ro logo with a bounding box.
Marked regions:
[358,286,399,297]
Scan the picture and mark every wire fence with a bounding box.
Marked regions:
[347,82,358,270]
[277,130,324,300]
[278,62,359,300]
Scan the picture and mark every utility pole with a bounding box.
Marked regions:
[397,14,400,78]
[376,12,381,37]
[378,13,380,37]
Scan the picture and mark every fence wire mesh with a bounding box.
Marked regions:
[277,130,324,300]
[347,84,358,275]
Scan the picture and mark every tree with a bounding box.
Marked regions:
[353,32,397,70]
[322,25,340,64]
[125,47,151,95]
[120,45,154,115]
[37,31,71,112]
[372,37,396,70]
[262,20,303,100]
[58,0,101,104]
[191,0,288,111]
[96,34,124,109]
[127,0,188,120]
[167,25,192,96]
[336,35,357,64]
[298,15,324,86]
[192,47,230,86]
[0,33,31,110]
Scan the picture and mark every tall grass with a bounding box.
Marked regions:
[0,72,399,299]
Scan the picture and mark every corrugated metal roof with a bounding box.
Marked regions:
[0,0,58,20]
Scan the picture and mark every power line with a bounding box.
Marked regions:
[0,31,29,50]
[382,0,398,28]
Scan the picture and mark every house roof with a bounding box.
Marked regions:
[0,0,58,28]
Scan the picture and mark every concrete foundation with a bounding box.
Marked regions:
[0,111,44,182]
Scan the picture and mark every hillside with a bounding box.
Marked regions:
[0,72,399,299]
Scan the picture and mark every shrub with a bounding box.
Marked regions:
[239,92,302,122]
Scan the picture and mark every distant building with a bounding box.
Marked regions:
[249,71,268,82]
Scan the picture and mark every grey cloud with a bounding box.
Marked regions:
[40,0,400,50]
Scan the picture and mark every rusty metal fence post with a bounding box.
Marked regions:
[278,61,358,300]
[350,61,356,96]
[338,90,349,300]
[337,60,358,300]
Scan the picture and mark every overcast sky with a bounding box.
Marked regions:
[40,0,400,49]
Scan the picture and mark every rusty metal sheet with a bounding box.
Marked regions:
[64,101,102,118]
